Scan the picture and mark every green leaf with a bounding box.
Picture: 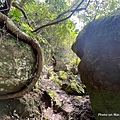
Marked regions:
[22,23,33,31]
[21,23,33,36]
[9,8,22,21]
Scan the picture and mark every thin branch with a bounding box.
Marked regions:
[57,0,90,19]
[12,2,30,26]
[32,0,90,33]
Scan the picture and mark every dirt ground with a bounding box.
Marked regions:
[0,66,95,120]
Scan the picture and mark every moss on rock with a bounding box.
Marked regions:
[46,89,55,99]
[0,34,36,94]
[58,71,68,80]
[62,80,85,95]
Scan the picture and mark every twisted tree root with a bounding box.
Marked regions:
[0,12,43,99]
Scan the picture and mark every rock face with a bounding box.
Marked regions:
[0,34,36,94]
[72,11,120,119]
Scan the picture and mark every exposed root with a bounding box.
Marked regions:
[0,12,43,99]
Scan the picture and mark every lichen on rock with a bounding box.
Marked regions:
[0,34,36,94]
[61,80,85,95]
[58,71,68,80]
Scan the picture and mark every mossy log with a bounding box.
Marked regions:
[72,11,120,120]
[0,12,42,99]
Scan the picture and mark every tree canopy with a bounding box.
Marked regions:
[7,0,120,65]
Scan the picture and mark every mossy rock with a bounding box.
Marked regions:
[47,70,60,82]
[58,71,68,80]
[0,95,39,118]
[70,67,78,75]
[62,80,85,95]
[54,56,68,72]
[0,34,36,94]
[50,76,60,83]
[43,117,49,120]
[53,98,62,111]
[46,89,55,99]
[47,70,58,79]
[67,71,77,80]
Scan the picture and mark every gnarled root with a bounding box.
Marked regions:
[0,12,43,99]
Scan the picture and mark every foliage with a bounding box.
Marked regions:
[9,0,77,65]
[75,0,120,26]
[8,0,120,66]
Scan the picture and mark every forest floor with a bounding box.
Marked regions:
[0,65,95,120]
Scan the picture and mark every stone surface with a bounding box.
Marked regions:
[0,34,36,94]
[72,11,120,120]
[61,80,85,95]
[58,71,68,80]
[53,56,68,72]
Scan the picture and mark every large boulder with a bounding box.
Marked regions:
[0,33,36,94]
[72,11,120,120]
